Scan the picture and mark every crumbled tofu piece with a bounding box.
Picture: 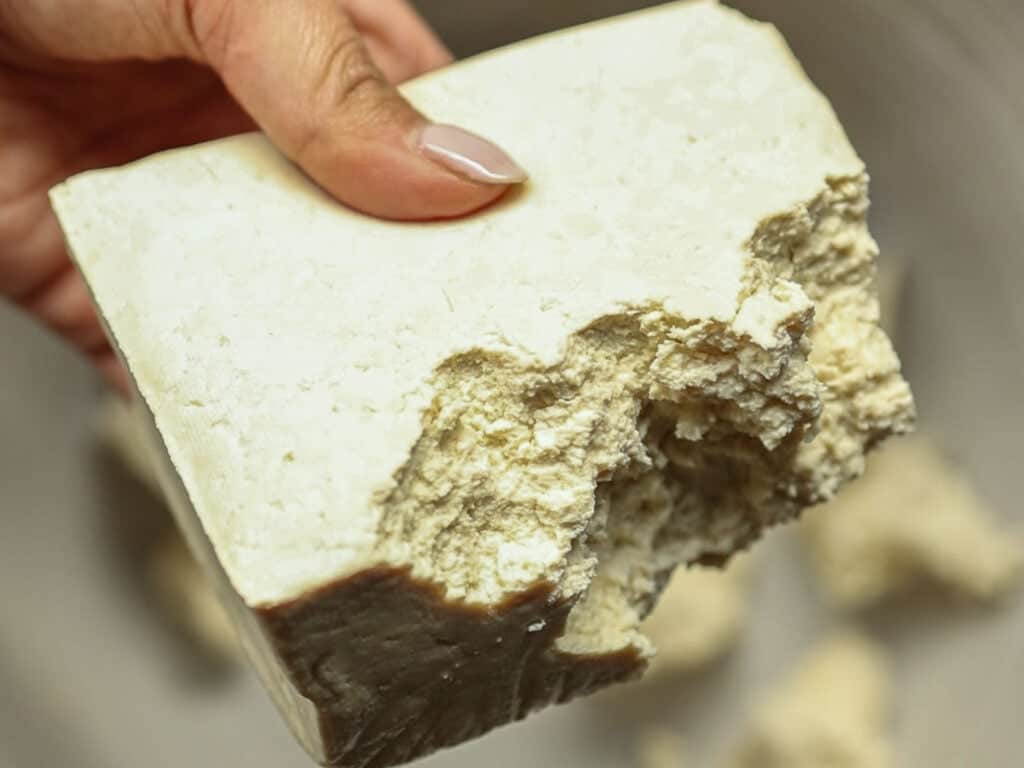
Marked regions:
[636,727,686,768]
[728,632,893,768]
[802,434,1024,608]
[640,556,752,677]
[51,2,913,765]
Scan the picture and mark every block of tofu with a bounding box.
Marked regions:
[50,2,914,765]
[802,434,1024,609]
[727,632,893,768]
[640,555,752,677]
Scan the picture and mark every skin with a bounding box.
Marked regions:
[0,0,512,391]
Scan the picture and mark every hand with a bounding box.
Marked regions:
[0,0,527,392]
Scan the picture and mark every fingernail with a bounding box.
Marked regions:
[416,124,528,185]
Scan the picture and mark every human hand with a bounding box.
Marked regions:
[0,0,527,392]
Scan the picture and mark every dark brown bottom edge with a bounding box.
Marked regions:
[259,566,645,768]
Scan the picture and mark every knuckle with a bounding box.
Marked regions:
[175,0,236,64]
[319,34,386,110]
[293,32,389,160]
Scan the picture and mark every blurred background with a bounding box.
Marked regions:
[3,1,1023,766]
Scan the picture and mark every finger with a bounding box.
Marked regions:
[342,0,454,77]
[361,30,433,85]
[4,0,523,220]
[0,0,185,62]
[19,260,108,353]
[360,32,419,84]
[184,0,526,220]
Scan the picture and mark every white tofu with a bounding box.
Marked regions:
[51,2,913,765]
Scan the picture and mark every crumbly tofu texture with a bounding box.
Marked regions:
[639,556,752,677]
[50,2,913,766]
[728,632,893,768]
[802,434,1024,609]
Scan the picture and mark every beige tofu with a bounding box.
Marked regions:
[727,632,893,768]
[53,3,912,764]
[802,434,1023,609]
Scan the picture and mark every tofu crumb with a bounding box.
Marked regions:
[727,631,893,768]
[801,434,1024,608]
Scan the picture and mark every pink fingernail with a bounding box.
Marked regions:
[417,124,528,185]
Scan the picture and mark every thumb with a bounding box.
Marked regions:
[188,0,527,220]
